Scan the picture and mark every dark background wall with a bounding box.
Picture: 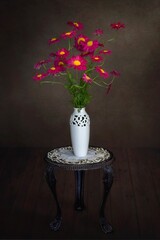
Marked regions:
[1,0,160,148]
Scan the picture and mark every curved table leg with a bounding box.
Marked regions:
[45,164,62,231]
[74,170,85,211]
[99,165,113,233]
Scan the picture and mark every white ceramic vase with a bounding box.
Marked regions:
[70,108,90,157]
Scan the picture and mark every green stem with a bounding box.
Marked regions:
[92,80,105,88]
[108,31,118,42]
[108,38,115,42]
[102,76,115,86]
[59,72,67,76]
[85,67,95,74]
[99,61,105,67]
[68,39,71,51]
[40,81,64,86]
[70,84,85,90]
[43,65,47,70]
[76,69,78,82]
[93,76,98,81]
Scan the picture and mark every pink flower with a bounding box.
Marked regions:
[34,59,52,69]
[95,66,109,79]
[99,49,112,55]
[49,52,56,57]
[98,43,104,47]
[81,51,93,57]
[82,73,92,84]
[68,55,87,71]
[110,22,125,30]
[93,29,104,36]
[106,84,112,95]
[82,40,99,53]
[56,48,69,58]
[48,37,60,45]
[74,34,89,51]
[67,21,83,30]
[61,30,76,39]
[33,73,47,81]
[47,66,61,75]
[54,58,67,71]
[91,55,103,62]
[110,70,121,77]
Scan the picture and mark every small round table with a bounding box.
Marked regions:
[45,146,115,234]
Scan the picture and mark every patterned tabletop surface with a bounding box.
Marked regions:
[45,146,114,170]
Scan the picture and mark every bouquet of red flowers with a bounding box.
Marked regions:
[33,21,125,108]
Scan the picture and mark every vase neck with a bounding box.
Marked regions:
[73,107,86,114]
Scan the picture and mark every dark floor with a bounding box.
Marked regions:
[0,147,160,239]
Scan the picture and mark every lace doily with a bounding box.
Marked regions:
[47,146,111,165]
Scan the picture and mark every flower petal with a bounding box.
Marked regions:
[68,55,87,70]
[110,22,125,30]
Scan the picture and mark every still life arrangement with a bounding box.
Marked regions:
[33,21,125,157]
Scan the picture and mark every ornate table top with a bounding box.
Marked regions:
[45,146,114,170]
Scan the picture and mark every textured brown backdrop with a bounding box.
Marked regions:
[0,0,160,148]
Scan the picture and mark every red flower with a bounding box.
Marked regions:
[106,84,112,95]
[34,59,52,69]
[48,37,60,45]
[67,21,83,30]
[81,51,94,57]
[74,34,89,51]
[33,73,47,81]
[110,70,121,77]
[54,58,67,71]
[49,52,56,57]
[110,22,125,30]
[47,66,61,75]
[91,55,103,62]
[98,43,104,47]
[82,73,92,84]
[68,55,87,71]
[83,40,99,53]
[61,30,76,39]
[95,66,109,79]
[56,48,69,58]
[99,49,112,55]
[93,29,104,36]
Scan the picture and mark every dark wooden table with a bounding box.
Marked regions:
[45,146,115,234]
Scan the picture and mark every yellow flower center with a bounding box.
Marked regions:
[103,50,108,52]
[74,22,79,27]
[94,57,99,60]
[100,68,105,73]
[51,67,56,70]
[59,51,65,55]
[77,37,85,44]
[65,32,71,36]
[51,37,56,41]
[37,74,42,77]
[73,60,81,66]
[86,75,90,80]
[87,41,93,46]
[58,61,64,66]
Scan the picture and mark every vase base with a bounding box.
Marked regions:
[72,150,88,158]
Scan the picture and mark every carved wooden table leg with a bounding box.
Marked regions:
[74,170,85,211]
[99,165,113,233]
[45,164,62,231]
